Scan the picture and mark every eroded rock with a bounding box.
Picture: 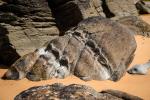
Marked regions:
[117,16,150,37]
[0,0,59,65]
[3,16,137,82]
[135,0,150,14]
[48,0,105,32]
[15,83,142,100]
[104,0,138,19]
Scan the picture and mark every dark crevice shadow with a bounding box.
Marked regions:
[0,25,20,68]
[47,0,83,36]
[101,0,115,18]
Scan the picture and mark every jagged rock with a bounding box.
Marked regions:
[48,0,105,32]
[135,0,150,14]
[3,16,137,82]
[104,0,138,19]
[0,0,59,65]
[117,16,150,37]
[15,83,143,100]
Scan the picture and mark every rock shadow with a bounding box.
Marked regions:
[47,0,83,35]
[0,25,20,68]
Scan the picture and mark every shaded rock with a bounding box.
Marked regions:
[15,83,143,100]
[105,0,138,19]
[117,16,150,37]
[135,0,150,14]
[0,0,59,65]
[3,16,137,82]
[48,0,105,32]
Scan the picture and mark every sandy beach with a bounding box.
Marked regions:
[0,15,150,100]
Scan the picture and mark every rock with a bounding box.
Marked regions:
[15,83,143,100]
[135,0,150,14]
[0,0,59,65]
[127,61,150,75]
[104,0,138,19]
[48,0,105,32]
[101,89,143,100]
[3,16,137,82]
[117,16,150,37]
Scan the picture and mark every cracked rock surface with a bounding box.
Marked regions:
[0,0,59,65]
[15,83,142,100]
[3,16,137,82]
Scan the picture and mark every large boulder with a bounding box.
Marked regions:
[0,0,59,65]
[15,83,142,100]
[3,16,137,82]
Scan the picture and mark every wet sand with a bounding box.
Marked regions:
[0,15,150,100]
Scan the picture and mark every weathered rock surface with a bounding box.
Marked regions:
[48,0,105,32]
[0,0,59,65]
[15,83,142,100]
[3,16,137,82]
[117,16,150,37]
[104,0,138,19]
[135,0,150,14]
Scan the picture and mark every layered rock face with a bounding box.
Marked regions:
[3,17,137,82]
[15,83,142,100]
[0,0,150,66]
[0,0,59,65]
[0,0,106,65]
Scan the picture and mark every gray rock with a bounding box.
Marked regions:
[117,16,150,37]
[15,83,143,100]
[127,61,150,75]
[3,16,137,82]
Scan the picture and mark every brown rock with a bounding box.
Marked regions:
[104,0,138,19]
[15,83,143,100]
[0,0,59,65]
[3,16,137,82]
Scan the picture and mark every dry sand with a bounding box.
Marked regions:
[0,15,150,100]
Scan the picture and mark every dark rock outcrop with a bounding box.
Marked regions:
[3,16,137,82]
[15,83,143,100]
[48,0,105,32]
[135,0,150,14]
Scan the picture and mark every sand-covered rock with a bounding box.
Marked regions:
[3,16,137,82]
[15,83,142,100]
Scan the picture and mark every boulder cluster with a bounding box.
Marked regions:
[0,0,150,66]
[1,0,149,99]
